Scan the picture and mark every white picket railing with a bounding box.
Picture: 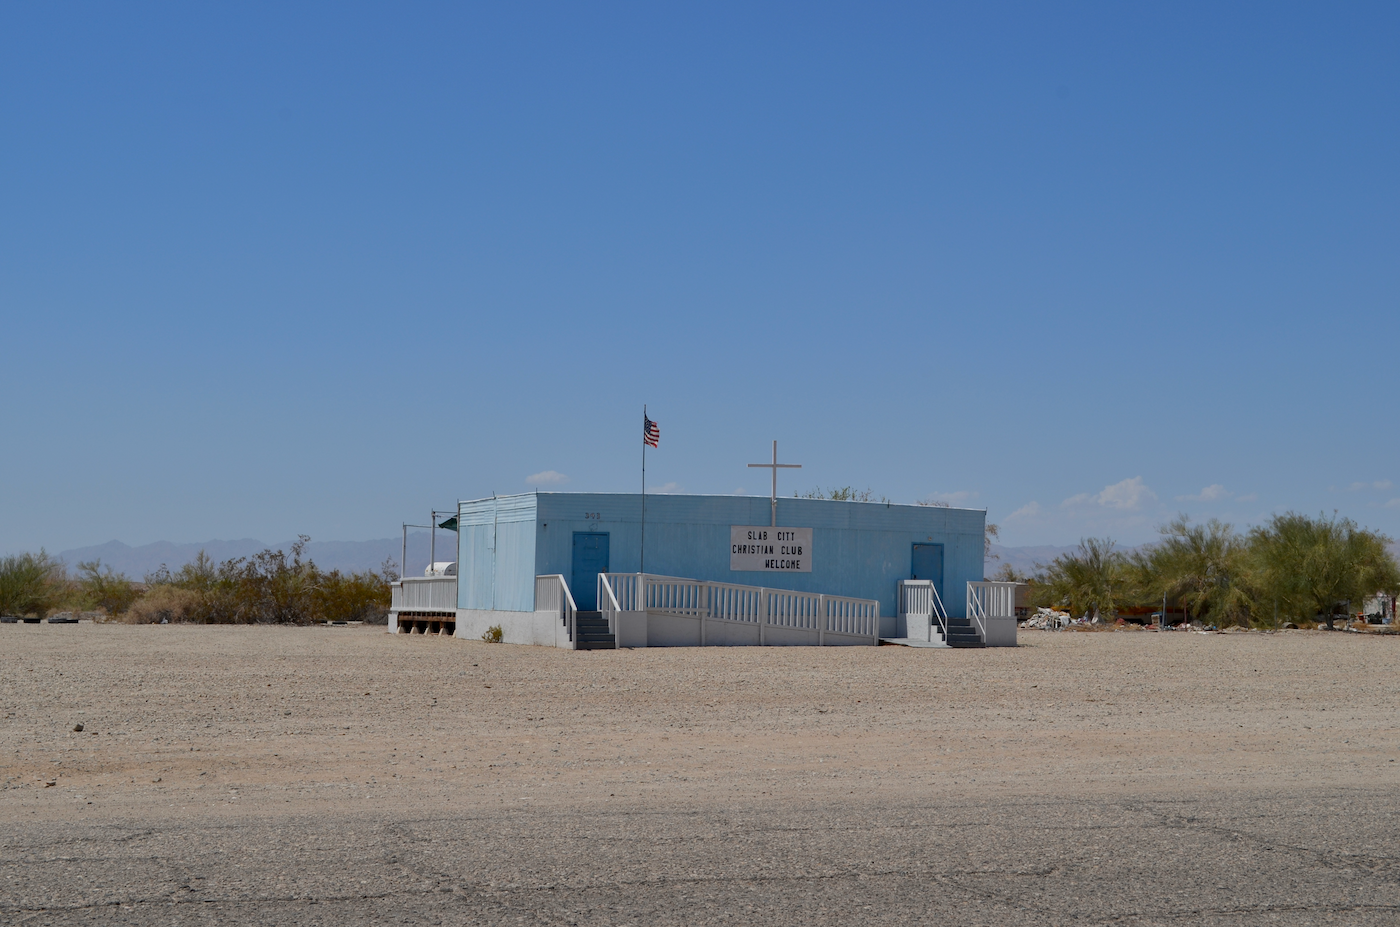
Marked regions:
[898,579,948,643]
[708,581,765,623]
[645,574,710,617]
[599,573,879,644]
[391,576,457,611]
[535,574,578,648]
[967,581,1017,644]
[824,594,881,639]
[768,590,822,631]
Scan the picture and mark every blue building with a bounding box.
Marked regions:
[387,491,1015,648]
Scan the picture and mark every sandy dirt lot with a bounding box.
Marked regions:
[3,624,1399,925]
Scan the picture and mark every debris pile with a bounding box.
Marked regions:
[1020,607,1070,630]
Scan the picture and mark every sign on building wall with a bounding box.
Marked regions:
[730,526,813,572]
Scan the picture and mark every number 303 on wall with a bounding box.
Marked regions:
[583,512,601,520]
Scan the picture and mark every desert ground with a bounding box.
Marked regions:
[2,623,1398,926]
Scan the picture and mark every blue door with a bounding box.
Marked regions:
[571,533,610,610]
[911,543,944,602]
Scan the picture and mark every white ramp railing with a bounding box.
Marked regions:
[967,581,1017,645]
[708,582,765,623]
[823,594,880,639]
[392,576,457,611]
[535,575,578,649]
[768,590,822,632]
[898,579,948,643]
[599,573,879,645]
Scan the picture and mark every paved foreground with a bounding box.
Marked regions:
[3,624,1399,924]
[6,789,1400,925]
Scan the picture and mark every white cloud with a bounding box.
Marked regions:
[1348,480,1393,492]
[1385,498,1400,509]
[1176,484,1231,502]
[1236,493,1259,502]
[525,470,569,485]
[1064,477,1156,512]
[1007,501,1043,520]
[654,482,681,493]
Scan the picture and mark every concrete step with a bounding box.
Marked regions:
[573,610,614,648]
[936,617,985,648]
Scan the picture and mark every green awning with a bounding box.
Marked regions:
[437,516,458,532]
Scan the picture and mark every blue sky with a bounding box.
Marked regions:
[2,2,1397,554]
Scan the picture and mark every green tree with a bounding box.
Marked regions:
[1250,512,1400,628]
[1033,537,1125,621]
[1133,516,1256,627]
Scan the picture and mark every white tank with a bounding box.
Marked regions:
[425,561,457,577]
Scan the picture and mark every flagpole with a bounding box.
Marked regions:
[640,405,647,576]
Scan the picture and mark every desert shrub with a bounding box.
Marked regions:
[315,567,392,624]
[76,560,140,619]
[0,551,63,617]
[482,624,503,643]
[125,585,201,624]
[141,538,394,625]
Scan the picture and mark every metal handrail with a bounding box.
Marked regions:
[967,588,988,642]
[898,579,948,643]
[967,581,1018,646]
[929,582,949,643]
[597,573,623,645]
[535,575,578,649]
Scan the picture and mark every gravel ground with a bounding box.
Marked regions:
[2,624,1398,925]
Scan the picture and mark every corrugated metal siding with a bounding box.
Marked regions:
[455,495,538,612]
[458,522,493,610]
[526,492,985,630]
[493,518,536,611]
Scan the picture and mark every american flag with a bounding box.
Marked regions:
[643,414,660,448]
